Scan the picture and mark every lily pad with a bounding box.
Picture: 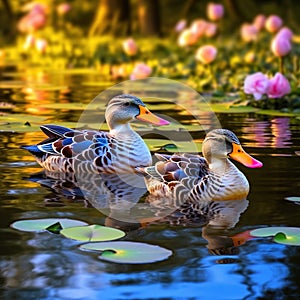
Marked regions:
[0,122,41,132]
[10,218,88,232]
[250,227,300,245]
[60,224,125,242]
[0,114,48,123]
[284,197,300,204]
[145,139,202,152]
[80,241,172,264]
[39,102,105,111]
[210,103,258,114]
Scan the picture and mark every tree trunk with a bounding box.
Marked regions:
[137,0,161,36]
[89,0,131,37]
[1,0,16,41]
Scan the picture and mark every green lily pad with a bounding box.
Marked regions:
[145,139,202,152]
[210,103,258,114]
[256,110,299,117]
[80,241,172,264]
[284,196,300,203]
[0,114,48,123]
[0,122,41,132]
[10,218,88,232]
[60,224,125,242]
[39,102,105,111]
[250,227,300,245]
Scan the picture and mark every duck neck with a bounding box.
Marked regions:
[208,157,233,175]
[109,122,138,138]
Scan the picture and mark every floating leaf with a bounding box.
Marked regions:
[10,218,88,232]
[284,196,300,204]
[0,114,47,123]
[256,110,299,117]
[80,241,172,264]
[250,227,300,245]
[145,139,202,152]
[60,224,125,242]
[39,102,105,111]
[210,103,258,114]
[0,122,41,132]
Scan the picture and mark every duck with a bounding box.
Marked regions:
[136,129,263,228]
[21,94,169,174]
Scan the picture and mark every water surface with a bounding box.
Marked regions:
[0,69,300,299]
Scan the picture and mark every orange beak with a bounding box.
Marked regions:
[228,143,263,168]
[136,105,169,126]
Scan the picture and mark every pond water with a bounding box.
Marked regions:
[0,67,300,300]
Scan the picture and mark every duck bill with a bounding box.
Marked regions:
[136,105,169,126]
[229,143,263,168]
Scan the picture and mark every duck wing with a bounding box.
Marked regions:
[137,152,209,186]
[21,125,117,172]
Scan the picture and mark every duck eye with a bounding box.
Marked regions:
[124,102,131,107]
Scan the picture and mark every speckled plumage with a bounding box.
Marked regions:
[137,129,260,228]
[21,94,166,174]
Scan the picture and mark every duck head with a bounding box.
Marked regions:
[202,129,263,168]
[106,94,169,130]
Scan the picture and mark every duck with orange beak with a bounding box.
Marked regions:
[136,129,263,225]
[21,94,169,174]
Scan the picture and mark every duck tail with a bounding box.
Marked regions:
[20,145,44,157]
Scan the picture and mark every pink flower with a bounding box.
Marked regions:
[175,19,187,32]
[267,73,291,98]
[265,15,282,33]
[271,35,292,57]
[253,14,266,31]
[178,29,198,47]
[195,45,217,64]
[122,38,138,56]
[190,19,207,38]
[204,22,217,37]
[130,63,152,80]
[277,27,293,40]
[240,23,258,42]
[35,38,47,53]
[57,3,71,15]
[244,72,270,100]
[207,3,224,21]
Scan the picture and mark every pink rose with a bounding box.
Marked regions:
[253,14,266,31]
[240,23,258,42]
[207,3,224,21]
[271,35,291,57]
[195,45,217,64]
[265,15,282,33]
[130,63,152,80]
[190,19,207,38]
[244,72,270,100]
[267,73,291,98]
[175,19,187,32]
[122,38,138,56]
[204,22,218,38]
[277,27,293,40]
[178,29,198,47]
